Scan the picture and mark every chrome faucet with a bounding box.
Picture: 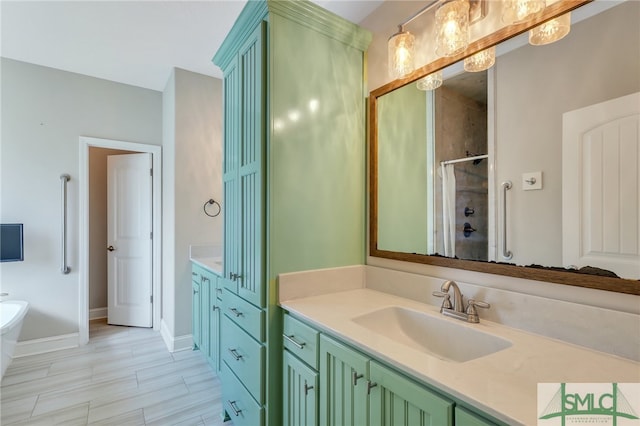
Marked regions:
[441,280,463,313]
[433,280,490,323]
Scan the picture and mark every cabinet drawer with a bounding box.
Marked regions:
[283,314,319,370]
[222,289,264,341]
[221,362,264,426]
[222,315,265,403]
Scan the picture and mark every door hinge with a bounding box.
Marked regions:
[150,295,153,304]
[150,231,153,239]
[150,168,153,177]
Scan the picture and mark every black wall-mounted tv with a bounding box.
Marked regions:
[0,223,24,262]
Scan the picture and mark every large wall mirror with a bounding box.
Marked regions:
[370,0,640,295]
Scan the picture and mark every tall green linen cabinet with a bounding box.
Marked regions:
[212,1,371,424]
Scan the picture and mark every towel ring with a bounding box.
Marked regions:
[203,199,221,217]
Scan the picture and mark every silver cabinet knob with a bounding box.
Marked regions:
[107,245,115,252]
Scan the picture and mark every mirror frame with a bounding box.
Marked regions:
[369,0,640,296]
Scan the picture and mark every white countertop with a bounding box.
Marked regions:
[190,257,223,275]
[280,288,640,425]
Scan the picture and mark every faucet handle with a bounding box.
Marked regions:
[466,299,490,322]
[466,299,490,312]
[432,291,452,311]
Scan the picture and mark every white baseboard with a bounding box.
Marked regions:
[14,333,80,358]
[89,307,107,320]
[160,319,193,353]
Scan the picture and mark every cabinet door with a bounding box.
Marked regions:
[200,274,210,358]
[191,280,201,349]
[369,361,453,426]
[319,335,369,426]
[283,350,318,426]
[237,22,265,308]
[223,55,241,296]
[209,299,220,371]
[207,275,221,371]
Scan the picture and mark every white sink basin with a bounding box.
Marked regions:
[352,306,512,363]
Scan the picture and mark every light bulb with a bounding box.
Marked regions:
[464,46,495,72]
[388,29,415,79]
[435,0,470,57]
[417,71,443,91]
[529,12,571,45]
[502,0,545,24]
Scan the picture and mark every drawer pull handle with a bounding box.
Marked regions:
[367,380,378,395]
[304,381,314,396]
[228,348,243,361]
[229,308,244,317]
[283,334,306,350]
[228,400,242,416]
[352,372,364,386]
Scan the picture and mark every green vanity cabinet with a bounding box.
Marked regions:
[221,362,264,426]
[283,350,319,426]
[282,313,320,426]
[199,272,211,359]
[207,273,221,372]
[220,21,265,308]
[191,275,201,350]
[213,1,371,423]
[369,361,453,426]
[282,313,505,426]
[319,334,370,426]
[191,263,222,372]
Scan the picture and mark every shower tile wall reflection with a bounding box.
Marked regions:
[435,80,488,261]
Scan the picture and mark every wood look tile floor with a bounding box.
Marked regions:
[1,319,226,425]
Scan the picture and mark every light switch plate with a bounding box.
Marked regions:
[522,171,542,190]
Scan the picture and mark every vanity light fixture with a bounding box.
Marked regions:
[388,26,416,79]
[387,0,488,81]
[463,46,495,72]
[416,71,443,91]
[502,0,545,24]
[435,0,470,57]
[529,12,571,45]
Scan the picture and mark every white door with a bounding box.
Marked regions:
[107,153,153,327]
[563,92,640,279]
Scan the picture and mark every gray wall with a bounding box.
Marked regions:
[1,59,222,348]
[495,1,640,266]
[0,58,162,340]
[162,68,223,341]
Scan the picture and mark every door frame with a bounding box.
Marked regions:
[79,136,162,344]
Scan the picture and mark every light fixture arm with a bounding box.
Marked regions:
[397,0,441,29]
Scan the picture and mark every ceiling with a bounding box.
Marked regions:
[1,1,383,92]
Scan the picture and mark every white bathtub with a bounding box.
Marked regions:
[1,300,29,379]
